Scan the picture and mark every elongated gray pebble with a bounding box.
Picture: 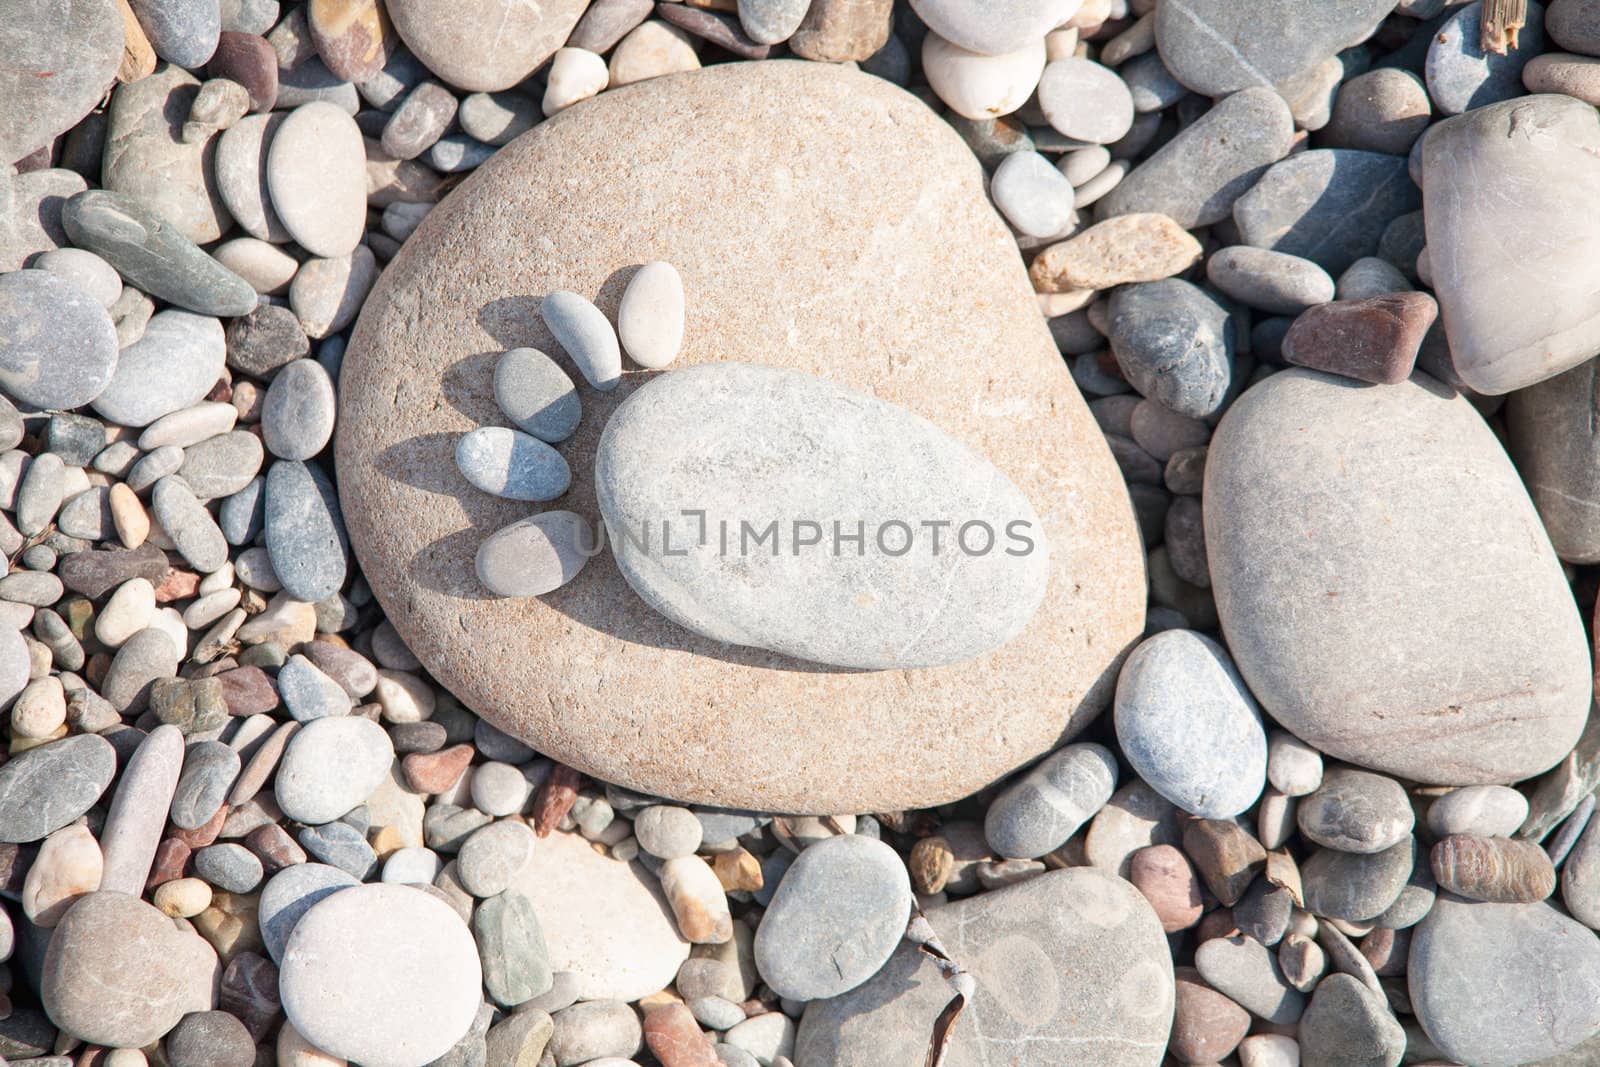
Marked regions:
[541,290,622,391]
[153,475,230,572]
[264,459,348,602]
[455,426,571,501]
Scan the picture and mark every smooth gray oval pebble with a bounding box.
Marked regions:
[262,358,337,460]
[455,427,571,501]
[984,742,1118,859]
[494,347,581,443]
[541,290,621,392]
[0,270,120,410]
[153,475,229,572]
[265,459,348,602]
[93,310,226,428]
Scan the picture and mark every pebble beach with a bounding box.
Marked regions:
[5,0,1600,1064]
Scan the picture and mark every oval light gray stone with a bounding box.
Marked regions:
[215,113,291,243]
[259,861,360,962]
[275,713,394,824]
[386,0,588,92]
[262,358,337,460]
[754,834,912,1002]
[616,261,684,370]
[1153,0,1392,96]
[1410,895,1600,1066]
[153,475,229,572]
[984,742,1118,860]
[596,363,1049,670]
[92,310,226,428]
[494,347,581,443]
[1205,369,1591,785]
[1421,95,1600,395]
[907,0,1076,55]
[541,290,621,391]
[0,733,117,843]
[266,101,367,257]
[455,426,571,501]
[474,510,595,597]
[0,270,119,411]
[265,459,348,602]
[1114,629,1267,820]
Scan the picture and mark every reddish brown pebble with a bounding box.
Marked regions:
[1359,926,1410,977]
[219,950,281,1041]
[1281,292,1439,385]
[216,666,280,716]
[169,805,227,849]
[1129,844,1204,932]
[0,843,32,895]
[1183,819,1267,907]
[307,0,396,81]
[146,837,191,890]
[244,823,307,870]
[1171,967,1251,1064]
[1196,906,1237,943]
[533,763,581,837]
[153,568,202,603]
[1430,833,1557,903]
[643,1003,720,1067]
[908,835,955,895]
[402,742,474,794]
[208,32,279,111]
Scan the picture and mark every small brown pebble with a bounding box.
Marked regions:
[154,568,202,603]
[1195,906,1236,943]
[908,835,955,895]
[116,0,157,81]
[1171,967,1250,1064]
[402,742,474,794]
[1030,213,1202,292]
[208,31,279,111]
[533,763,581,837]
[787,0,892,62]
[710,847,763,893]
[1359,925,1411,977]
[656,3,772,59]
[1129,843,1203,931]
[1431,833,1557,903]
[1279,932,1326,992]
[643,1003,720,1067]
[1281,292,1438,385]
[194,890,264,963]
[216,665,280,716]
[390,720,448,754]
[1184,819,1267,907]
[244,823,307,871]
[307,0,396,81]
[219,950,281,1041]
[169,805,227,849]
[147,837,192,889]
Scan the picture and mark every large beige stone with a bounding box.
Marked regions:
[337,60,1145,814]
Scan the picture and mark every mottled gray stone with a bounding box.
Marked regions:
[1,169,87,272]
[1299,768,1414,854]
[984,742,1117,859]
[153,475,229,572]
[493,348,581,444]
[541,290,621,392]
[1299,973,1404,1067]
[0,270,119,410]
[226,302,309,376]
[166,1009,256,1067]
[0,0,122,164]
[61,190,256,317]
[275,713,394,824]
[1206,246,1335,315]
[220,476,266,544]
[474,888,553,1007]
[101,66,233,244]
[214,112,290,243]
[259,861,360,961]
[129,0,222,67]
[1097,88,1294,228]
[385,0,588,92]
[171,739,242,829]
[0,733,116,843]
[94,310,228,429]
[1195,935,1305,1025]
[277,654,353,721]
[1153,0,1391,96]
[262,358,337,460]
[1302,837,1416,922]
[1234,150,1419,276]
[1114,629,1266,819]
[101,627,181,713]
[596,363,1048,670]
[797,867,1174,1065]
[1427,1,1547,116]
[1205,370,1591,784]
[265,459,348,601]
[737,0,810,45]
[99,724,185,894]
[457,819,537,897]
[1410,895,1600,1066]
[1106,279,1234,419]
[196,841,265,892]
[754,834,912,1001]
[1422,95,1600,395]
[179,430,264,500]
[456,426,571,502]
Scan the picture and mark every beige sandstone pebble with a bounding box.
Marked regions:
[1030,213,1201,292]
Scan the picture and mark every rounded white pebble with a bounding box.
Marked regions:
[544,47,610,116]
[991,150,1077,238]
[921,30,1046,121]
[617,261,685,370]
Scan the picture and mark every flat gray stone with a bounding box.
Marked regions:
[179,430,264,499]
[541,290,621,391]
[1551,0,1600,54]
[62,190,256,317]
[277,653,353,721]
[1194,935,1305,1025]
[262,358,336,460]
[0,0,122,164]
[797,867,1174,1065]
[1427,785,1529,839]
[129,0,221,67]
[275,713,394,824]
[632,805,703,860]
[1233,149,1420,275]
[1,169,88,272]
[386,0,587,92]
[1154,0,1392,96]
[596,363,1049,670]
[1422,94,1600,395]
[0,733,116,843]
[570,0,652,51]
[266,101,367,257]
[170,739,241,829]
[1036,57,1134,145]
[1427,1,1547,116]
[458,91,540,146]
[990,150,1076,239]
[95,309,228,430]
[1410,895,1600,1066]
[1097,88,1294,229]
[984,742,1118,859]
[1107,279,1233,419]
[1205,370,1591,784]
[456,426,571,502]
[280,883,483,1067]
[99,723,185,895]
[195,841,264,892]
[101,627,181,713]
[1301,837,1416,922]
[101,65,233,245]
[907,0,1075,55]
[1509,358,1600,563]
[259,861,360,962]
[1205,246,1335,315]
[153,475,229,572]
[457,819,537,897]
[0,270,119,410]
[1114,629,1266,819]
[474,888,553,1007]
[1299,973,1405,1067]
[265,459,348,601]
[494,347,581,443]
[754,834,912,1001]
[215,112,291,243]
[1298,768,1415,854]
[473,510,595,597]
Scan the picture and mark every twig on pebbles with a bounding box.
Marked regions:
[1481,0,1529,53]
[905,912,975,1067]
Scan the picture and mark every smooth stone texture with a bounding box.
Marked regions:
[93,310,227,428]
[130,0,222,66]
[386,0,587,92]
[1422,95,1600,395]
[1280,292,1436,386]
[495,347,581,443]
[171,739,242,829]
[265,459,348,602]
[456,426,571,502]
[274,714,394,824]
[263,358,337,460]
[1551,0,1600,54]
[1036,57,1134,145]
[291,245,378,339]
[473,510,593,598]
[921,32,1046,121]
[797,867,1174,1065]
[180,430,264,499]
[1299,973,1404,1067]
[0,0,122,163]
[338,61,1145,813]
[215,113,290,243]
[280,883,483,1067]
[787,0,891,62]
[1428,785,1529,839]
[1206,246,1335,315]
[153,475,229,571]
[617,260,684,370]
[258,861,360,962]
[1302,837,1416,922]
[991,150,1076,239]
[1,168,87,272]
[1564,812,1600,927]
[984,742,1117,859]
[541,290,621,391]
[1153,0,1391,96]
[41,891,210,1047]
[738,0,808,45]
[475,887,553,1006]
[1205,369,1591,785]
[99,723,184,895]
[1098,88,1295,229]
[1427,1,1547,116]
[1410,895,1600,1066]
[597,363,1048,670]
[457,819,537,897]
[1299,769,1414,854]
[101,66,233,245]
[34,247,121,308]
[277,654,353,720]
[0,270,119,410]
[1114,629,1266,819]
[754,834,912,1001]
[1324,68,1432,157]
[1107,279,1233,419]
[908,0,1075,55]
[267,101,367,257]
[102,626,181,712]
[61,190,257,316]
[1233,150,1420,276]
[23,823,101,927]
[1195,935,1306,1025]
[0,733,116,843]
